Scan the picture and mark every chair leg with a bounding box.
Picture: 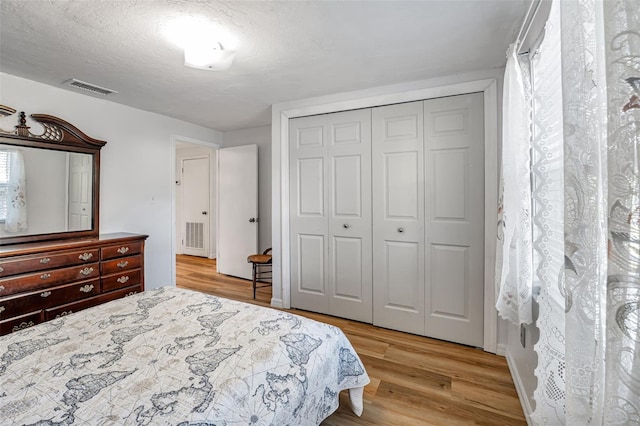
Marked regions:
[252,263,257,299]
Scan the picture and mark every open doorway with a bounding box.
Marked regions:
[171,137,220,286]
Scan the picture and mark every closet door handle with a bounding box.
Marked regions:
[397,227,405,233]
[343,224,350,229]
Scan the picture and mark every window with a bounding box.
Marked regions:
[0,150,10,221]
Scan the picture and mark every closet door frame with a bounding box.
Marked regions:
[272,76,500,353]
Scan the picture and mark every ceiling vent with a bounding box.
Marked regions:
[64,79,118,96]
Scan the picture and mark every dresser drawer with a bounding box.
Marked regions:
[45,284,142,320]
[0,310,44,336]
[0,248,100,278]
[0,262,100,297]
[102,241,143,260]
[101,254,142,275]
[102,269,141,292]
[0,279,99,319]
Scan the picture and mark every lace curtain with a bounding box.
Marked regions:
[4,149,27,232]
[495,43,534,326]
[530,1,566,422]
[524,0,640,423]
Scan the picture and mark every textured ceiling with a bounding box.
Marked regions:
[0,0,528,131]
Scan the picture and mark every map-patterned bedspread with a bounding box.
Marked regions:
[0,287,369,425]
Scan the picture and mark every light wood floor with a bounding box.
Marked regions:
[176,254,526,425]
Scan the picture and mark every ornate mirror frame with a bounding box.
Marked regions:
[0,107,106,245]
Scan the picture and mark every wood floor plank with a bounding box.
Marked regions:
[176,255,526,425]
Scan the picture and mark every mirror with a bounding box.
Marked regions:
[0,146,93,238]
[0,109,105,245]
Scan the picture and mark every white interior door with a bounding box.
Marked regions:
[290,109,373,322]
[424,93,484,347]
[67,153,92,231]
[290,114,329,313]
[328,109,372,322]
[181,156,210,257]
[217,145,258,279]
[372,101,426,335]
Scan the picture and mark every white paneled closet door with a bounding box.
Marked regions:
[372,101,426,335]
[423,93,484,347]
[290,109,373,322]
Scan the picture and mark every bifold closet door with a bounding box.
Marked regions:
[290,109,373,322]
[372,101,426,335]
[423,93,484,347]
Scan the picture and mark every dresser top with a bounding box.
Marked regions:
[0,233,148,258]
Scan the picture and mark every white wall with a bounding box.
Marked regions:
[175,143,218,258]
[222,125,271,253]
[0,72,223,289]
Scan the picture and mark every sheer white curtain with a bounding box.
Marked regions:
[523,0,640,423]
[495,43,534,326]
[4,149,27,232]
[530,2,566,422]
[601,0,640,423]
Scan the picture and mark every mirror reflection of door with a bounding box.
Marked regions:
[181,156,210,257]
[67,152,92,231]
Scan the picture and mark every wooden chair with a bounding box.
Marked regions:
[247,248,272,299]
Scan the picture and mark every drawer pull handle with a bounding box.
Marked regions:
[0,266,3,273]
[79,267,94,276]
[126,291,137,297]
[79,253,93,261]
[56,311,73,318]
[0,285,4,293]
[117,261,129,268]
[117,276,130,284]
[12,321,35,332]
[40,291,52,298]
[79,284,94,293]
[0,306,5,314]
[40,273,51,280]
[40,257,51,264]
[117,247,130,254]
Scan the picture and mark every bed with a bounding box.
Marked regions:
[0,287,369,425]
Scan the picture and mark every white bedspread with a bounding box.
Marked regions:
[0,287,369,425]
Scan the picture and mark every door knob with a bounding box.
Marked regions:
[249,217,257,223]
[343,224,350,229]
[397,227,405,233]
[202,211,208,215]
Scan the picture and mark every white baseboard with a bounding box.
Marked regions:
[496,343,507,356]
[270,298,284,308]
[505,349,534,425]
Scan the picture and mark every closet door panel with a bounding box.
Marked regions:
[297,234,326,294]
[332,236,364,299]
[328,109,372,322]
[290,115,329,313]
[297,157,325,216]
[424,93,484,347]
[384,241,421,311]
[372,101,425,335]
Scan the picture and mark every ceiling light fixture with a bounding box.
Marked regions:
[184,41,235,71]
[164,16,237,71]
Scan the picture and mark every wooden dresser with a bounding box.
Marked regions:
[0,233,148,335]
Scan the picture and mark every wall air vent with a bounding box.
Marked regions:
[64,79,118,96]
